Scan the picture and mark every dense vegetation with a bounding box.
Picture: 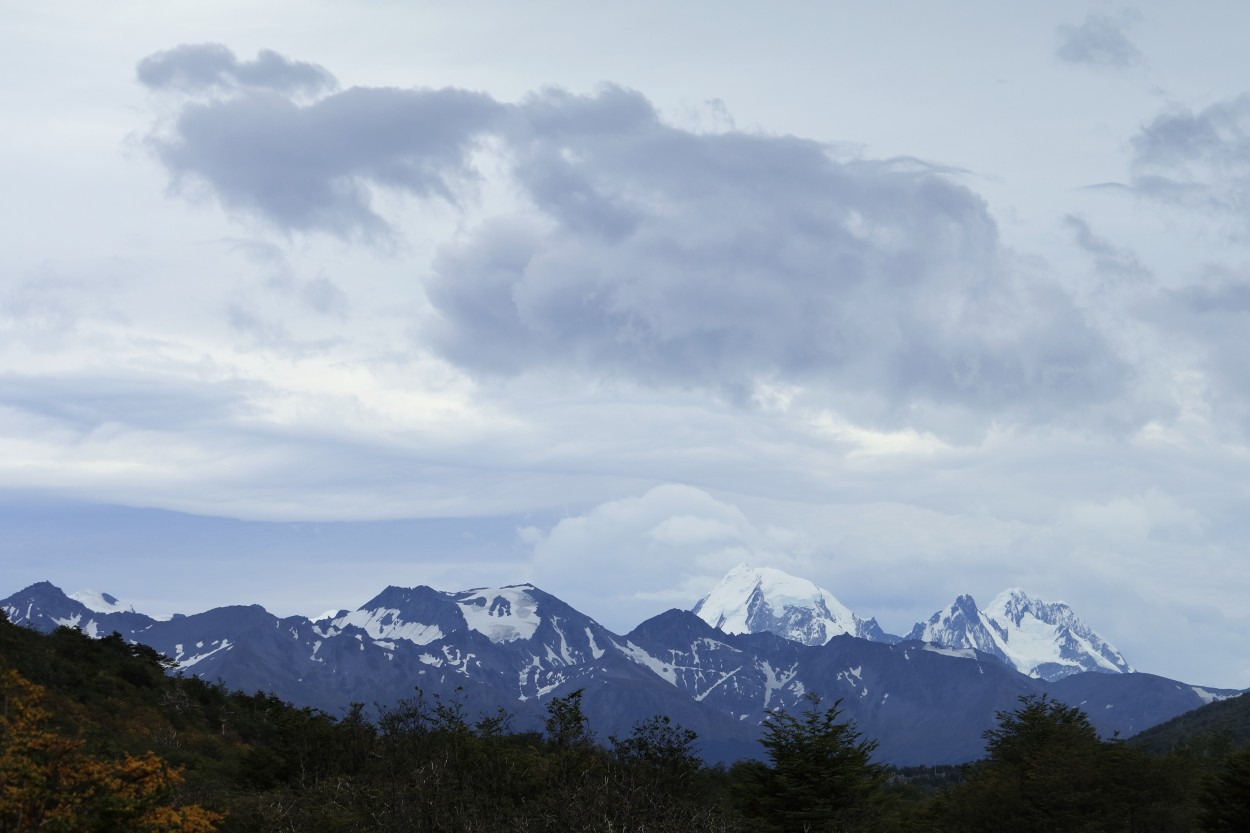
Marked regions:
[1131,691,1250,757]
[1,611,1246,832]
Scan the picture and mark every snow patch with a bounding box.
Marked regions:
[456,586,541,643]
[759,661,798,708]
[1192,686,1231,705]
[923,645,977,660]
[695,667,742,702]
[619,641,678,686]
[70,589,137,614]
[585,628,605,659]
[179,639,233,669]
[334,608,444,646]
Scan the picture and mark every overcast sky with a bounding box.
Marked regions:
[4,1,1250,688]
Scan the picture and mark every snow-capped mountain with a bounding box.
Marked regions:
[692,565,898,645]
[908,588,1132,682]
[2,578,1230,764]
[2,581,162,638]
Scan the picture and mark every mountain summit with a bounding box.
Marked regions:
[692,565,898,645]
[909,587,1132,681]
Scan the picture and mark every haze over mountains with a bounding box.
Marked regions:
[2,566,1239,764]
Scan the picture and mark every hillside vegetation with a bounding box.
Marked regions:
[1,611,1246,832]
[1131,692,1250,757]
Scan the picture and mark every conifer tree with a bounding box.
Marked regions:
[739,693,883,832]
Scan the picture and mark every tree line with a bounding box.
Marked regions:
[0,611,1247,832]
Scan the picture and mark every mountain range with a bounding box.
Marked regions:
[2,566,1239,764]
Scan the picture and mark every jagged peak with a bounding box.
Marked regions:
[986,587,1079,628]
[15,580,70,597]
[912,587,1132,681]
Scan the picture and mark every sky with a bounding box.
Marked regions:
[3,1,1250,688]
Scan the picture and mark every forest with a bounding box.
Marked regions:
[0,610,1246,832]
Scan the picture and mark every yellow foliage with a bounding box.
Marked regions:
[0,669,222,832]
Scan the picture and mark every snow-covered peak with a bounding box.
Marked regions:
[69,589,137,615]
[692,565,893,646]
[910,588,1133,681]
[694,565,854,632]
[908,594,1005,658]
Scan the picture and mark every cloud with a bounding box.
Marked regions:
[1123,91,1250,427]
[141,53,506,235]
[1062,215,1149,284]
[137,48,1130,436]
[298,277,350,317]
[1130,93,1250,220]
[1055,13,1143,69]
[432,93,1127,432]
[137,43,337,96]
[527,484,811,631]
[1143,266,1250,428]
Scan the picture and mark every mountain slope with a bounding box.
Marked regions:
[1129,691,1250,754]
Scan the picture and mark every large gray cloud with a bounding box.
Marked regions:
[140,46,1128,432]
[430,87,1127,428]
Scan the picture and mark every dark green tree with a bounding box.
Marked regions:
[932,694,1195,833]
[738,693,883,832]
[543,688,593,751]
